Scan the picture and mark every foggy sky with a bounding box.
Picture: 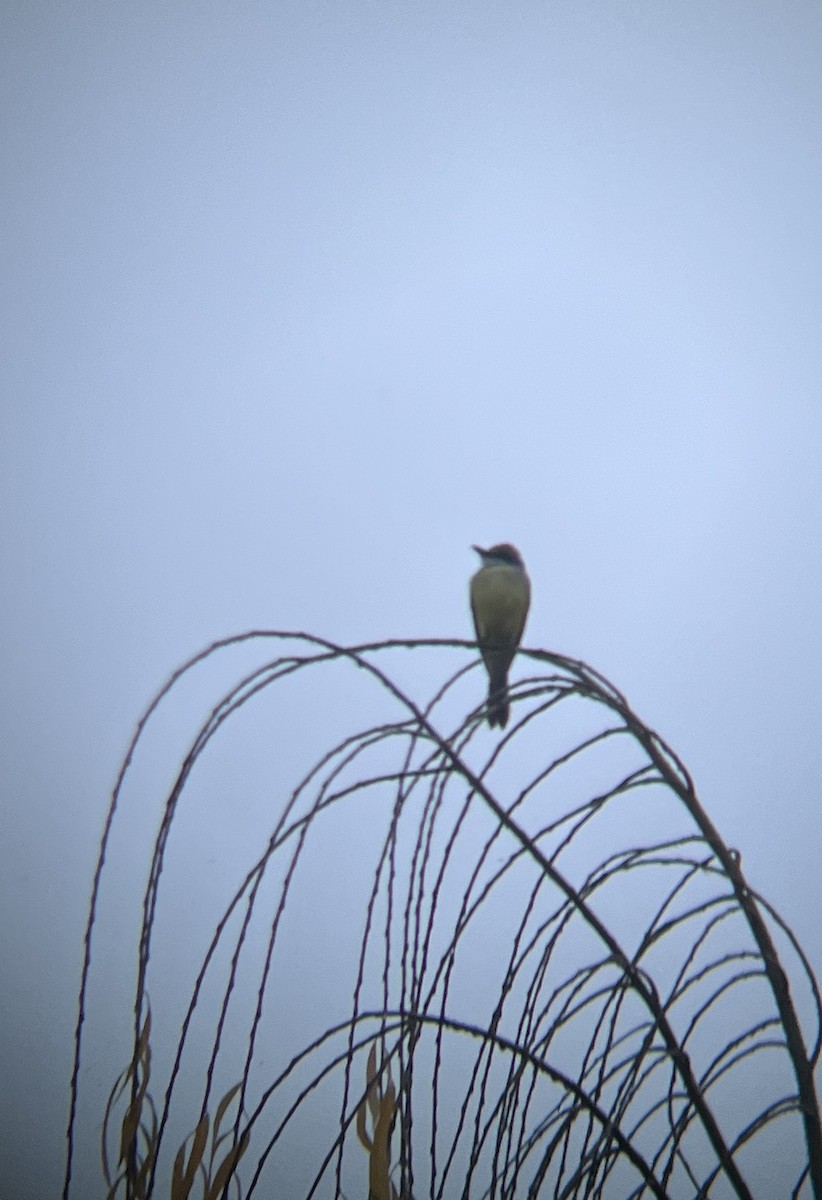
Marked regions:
[2,2,822,1197]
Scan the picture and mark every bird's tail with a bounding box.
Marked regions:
[486,666,510,728]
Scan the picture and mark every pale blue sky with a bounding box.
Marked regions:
[2,2,822,1196]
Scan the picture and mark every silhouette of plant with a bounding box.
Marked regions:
[64,634,822,1198]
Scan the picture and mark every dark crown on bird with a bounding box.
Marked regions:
[472,543,524,567]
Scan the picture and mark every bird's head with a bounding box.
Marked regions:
[472,543,525,568]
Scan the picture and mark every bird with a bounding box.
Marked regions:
[469,543,531,728]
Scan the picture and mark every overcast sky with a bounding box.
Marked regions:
[2,2,822,1197]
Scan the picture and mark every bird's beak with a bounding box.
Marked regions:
[472,544,486,557]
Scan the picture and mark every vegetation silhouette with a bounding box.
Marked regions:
[64,633,822,1198]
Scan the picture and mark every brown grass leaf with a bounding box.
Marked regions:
[204,1128,250,1200]
[171,1113,210,1200]
[368,1082,397,1200]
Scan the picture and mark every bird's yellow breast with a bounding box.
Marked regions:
[470,563,531,644]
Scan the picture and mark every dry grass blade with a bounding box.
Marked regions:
[203,1128,250,1200]
[171,1113,209,1200]
[120,1008,152,1168]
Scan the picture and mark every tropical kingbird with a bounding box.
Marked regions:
[469,543,531,728]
